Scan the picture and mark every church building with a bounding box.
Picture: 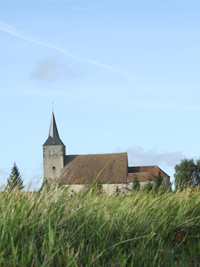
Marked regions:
[43,112,171,193]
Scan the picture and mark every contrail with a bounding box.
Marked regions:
[0,20,127,77]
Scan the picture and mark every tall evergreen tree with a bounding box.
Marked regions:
[7,162,24,190]
[155,171,163,192]
[132,175,140,191]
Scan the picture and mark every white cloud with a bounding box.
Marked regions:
[116,146,184,167]
[31,58,74,81]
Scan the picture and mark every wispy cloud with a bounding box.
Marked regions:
[31,58,74,81]
[116,146,184,167]
[0,20,132,79]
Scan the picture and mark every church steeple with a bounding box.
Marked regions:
[43,112,64,146]
[43,112,66,182]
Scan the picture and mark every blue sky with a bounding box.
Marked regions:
[1,0,200,190]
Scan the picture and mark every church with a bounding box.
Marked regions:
[43,112,171,193]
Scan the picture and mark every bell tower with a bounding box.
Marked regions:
[43,112,65,183]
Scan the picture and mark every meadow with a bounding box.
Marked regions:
[0,185,200,267]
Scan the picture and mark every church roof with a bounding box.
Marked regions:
[59,152,128,184]
[127,165,169,182]
[43,112,65,146]
[128,165,169,177]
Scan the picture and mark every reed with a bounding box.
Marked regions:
[0,185,200,266]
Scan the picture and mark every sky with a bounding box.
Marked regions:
[1,0,200,190]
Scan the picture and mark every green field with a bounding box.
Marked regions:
[0,185,200,266]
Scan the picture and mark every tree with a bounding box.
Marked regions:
[7,163,24,191]
[194,159,200,185]
[143,177,153,193]
[132,175,140,191]
[174,158,200,189]
[155,171,163,192]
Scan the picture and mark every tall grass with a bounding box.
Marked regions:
[0,186,200,266]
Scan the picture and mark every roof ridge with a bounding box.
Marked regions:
[65,152,127,156]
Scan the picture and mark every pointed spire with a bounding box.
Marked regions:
[43,112,65,146]
[49,112,59,139]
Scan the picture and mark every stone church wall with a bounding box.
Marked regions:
[43,145,65,181]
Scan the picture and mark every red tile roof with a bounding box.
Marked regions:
[128,165,169,182]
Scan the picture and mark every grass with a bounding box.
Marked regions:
[0,185,200,266]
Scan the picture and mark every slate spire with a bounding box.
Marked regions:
[43,112,65,146]
[49,112,59,139]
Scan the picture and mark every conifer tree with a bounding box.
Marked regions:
[132,175,140,191]
[155,171,163,192]
[143,177,153,193]
[7,162,24,190]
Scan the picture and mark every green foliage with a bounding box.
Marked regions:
[174,158,200,189]
[143,177,153,193]
[6,162,24,191]
[0,187,200,266]
[155,171,163,192]
[132,175,140,191]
